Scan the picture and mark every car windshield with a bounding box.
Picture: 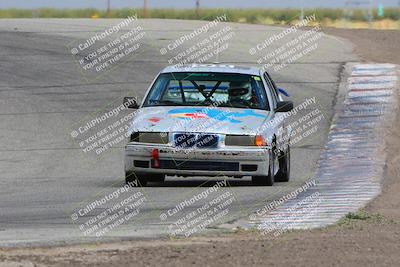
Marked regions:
[143,72,270,110]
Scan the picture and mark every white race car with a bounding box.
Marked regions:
[124,64,293,186]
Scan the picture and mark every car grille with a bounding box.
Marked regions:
[151,159,239,171]
[173,133,219,149]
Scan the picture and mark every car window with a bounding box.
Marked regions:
[144,72,270,110]
[264,73,278,109]
[165,80,229,103]
[265,72,279,94]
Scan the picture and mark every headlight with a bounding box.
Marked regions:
[225,135,255,146]
[130,132,169,144]
[225,135,266,146]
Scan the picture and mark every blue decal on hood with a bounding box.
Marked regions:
[168,108,266,123]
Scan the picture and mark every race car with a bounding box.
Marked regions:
[124,64,293,186]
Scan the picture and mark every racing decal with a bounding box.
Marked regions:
[148,117,162,123]
[167,108,266,123]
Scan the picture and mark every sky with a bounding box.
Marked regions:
[0,0,399,9]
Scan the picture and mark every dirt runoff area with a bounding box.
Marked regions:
[1,28,399,267]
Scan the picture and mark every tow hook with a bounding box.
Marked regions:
[152,148,160,168]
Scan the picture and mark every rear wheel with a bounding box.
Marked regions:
[252,151,275,186]
[275,145,290,182]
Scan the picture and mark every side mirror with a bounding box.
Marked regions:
[123,97,139,109]
[278,88,290,97]
[275,101,293,112]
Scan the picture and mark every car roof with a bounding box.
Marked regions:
[160,64,261,76]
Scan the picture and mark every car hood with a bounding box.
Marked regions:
[129,106,272,135]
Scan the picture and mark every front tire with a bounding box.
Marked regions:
[252,151,275,186]
[125,172,148,187]
[275,145,290,182]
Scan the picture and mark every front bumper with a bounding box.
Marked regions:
[125,143,270,177]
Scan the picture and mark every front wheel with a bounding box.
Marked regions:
[252,151,275,186]
[275,145,290,182]
[125,172,147,187]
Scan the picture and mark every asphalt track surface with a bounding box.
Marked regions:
[0,19,357,246]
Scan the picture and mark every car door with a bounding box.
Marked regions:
[263,72,289,157]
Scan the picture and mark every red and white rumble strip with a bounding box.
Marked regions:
[241,63,398,234]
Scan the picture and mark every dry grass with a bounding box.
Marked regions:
[0,8,399,29]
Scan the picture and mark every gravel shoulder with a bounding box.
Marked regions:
[0,27,399,267]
